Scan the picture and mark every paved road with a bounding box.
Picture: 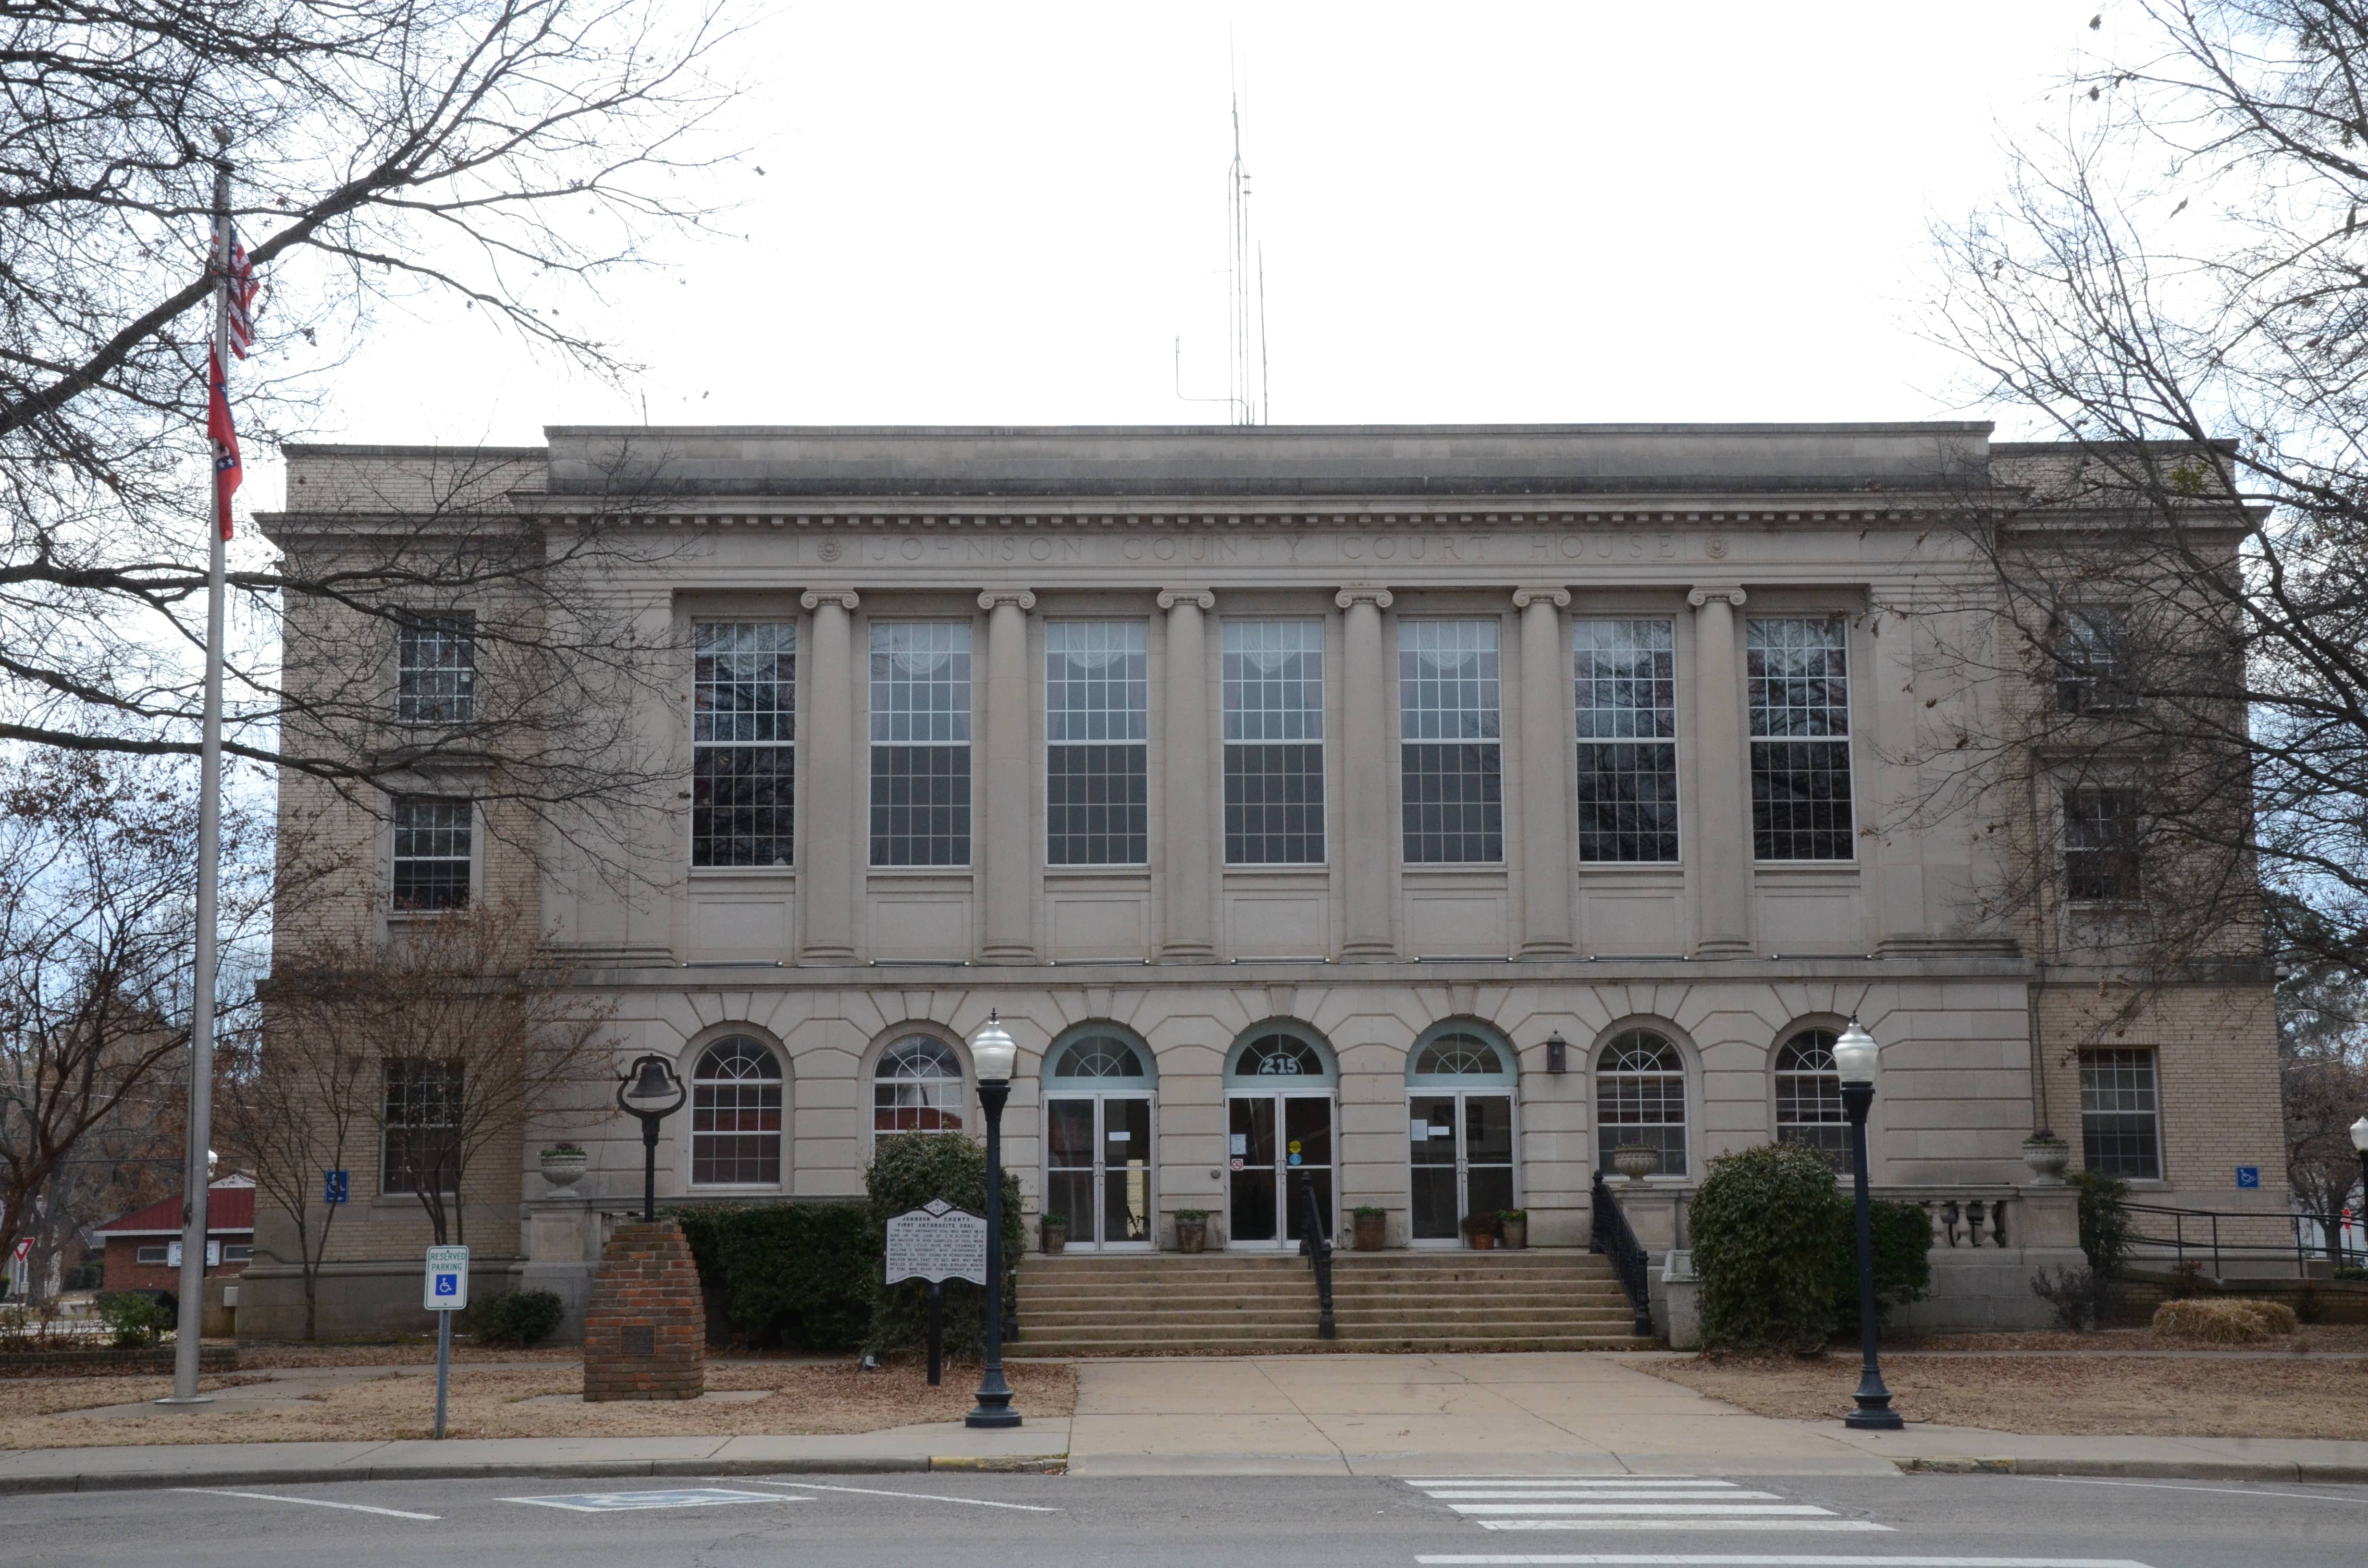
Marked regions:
[8,1469,2366,1566]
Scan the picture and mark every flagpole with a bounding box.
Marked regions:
[162,141,234,1407]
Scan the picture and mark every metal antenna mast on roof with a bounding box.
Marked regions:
[1174,77,1271,423]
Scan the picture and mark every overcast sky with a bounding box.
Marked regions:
[299,0,2100,492]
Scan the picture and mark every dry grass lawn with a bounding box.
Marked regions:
[0,1358,1075,1449]
[1642,1351,2368,1440]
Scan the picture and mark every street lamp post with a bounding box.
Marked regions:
[615,1055,687,1223]
[1834,1017,1902,1432]
[2349,1115,2368,1271]
[965,1011,1022,1430]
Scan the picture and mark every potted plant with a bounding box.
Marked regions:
[1612,1142,1660,1181]
[1498,1209,1528,1250]
[1459,1212,1498,1250]
[1352,1205,1388,1251]
[538,1143,589,1189]
[1172,1209,1209,1253]
[1039,1213,1069,1255]
[2021,1129,2072,1185]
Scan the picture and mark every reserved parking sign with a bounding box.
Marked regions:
[424,1245,469,1311]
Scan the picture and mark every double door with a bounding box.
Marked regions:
[1409,1091,1515,1242]
[1046,1095,1153,1248]
[1228,1092,1333,1245]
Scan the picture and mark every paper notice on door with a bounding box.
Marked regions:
[1410,1119,1430,1141]
[1108,1130,1130,1142]
[1431,1124,1451,1138]
[1229,1133,1249,1156]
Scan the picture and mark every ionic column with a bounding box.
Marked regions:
[797,589,860,963]
[1688,585,1751,957]
[1336,586,1396,960]
[1158,588,1217,961]
[978,588,1038,964]
[1514,586,1575,957]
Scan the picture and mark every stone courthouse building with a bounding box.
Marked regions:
[242,423,2287,1340]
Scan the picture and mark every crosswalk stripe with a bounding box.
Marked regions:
[1473,1522,1892,1534]
[1407,1477,1706,1484]
[1417,1557,2154,1566]
[1427,1493,1784,1503]
[1451,1505,1839,1517]
[1420,1483,1743,1492]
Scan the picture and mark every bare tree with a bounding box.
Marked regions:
[0,751,271,1264]
[0,0,741,857]
[255,901,610,1249]
[2271,896,2368,1256]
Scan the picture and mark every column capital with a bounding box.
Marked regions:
[1512,585,1571,610]
[799,588,860,612]
[977,588,1037,612]
[1156,587,1215,611]
[1334,585,1395,610]
[1686,585,1748,609]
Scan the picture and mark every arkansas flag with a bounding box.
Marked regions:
[206,348,240,540]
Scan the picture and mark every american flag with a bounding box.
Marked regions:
[215,227,257,359]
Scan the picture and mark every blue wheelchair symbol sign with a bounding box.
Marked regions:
[434,1274,458,1296]
[324,1170,349,1205]
[2236,1165,2260,1188]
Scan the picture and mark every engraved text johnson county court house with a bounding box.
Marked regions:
[241,424,2285,1340]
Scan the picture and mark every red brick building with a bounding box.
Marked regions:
[93,1176,255,1294]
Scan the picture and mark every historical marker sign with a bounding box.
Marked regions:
[884,1198,988,1286]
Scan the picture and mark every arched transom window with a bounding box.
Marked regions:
[1596,1029,1687,1176]
[1231,1030,1332,1082]
[874,1037,965,1135]
[1048,1034,1152,1087]
[1412,1033,1505,1078]
[1775,1029,1849,1171]
[691,1037,783,1186]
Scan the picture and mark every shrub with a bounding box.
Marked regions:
[2070,1170,2135,1279]
[863,1133,1024,1360]
[1692,1141,1848,1352]
[2164,1260,2209,1298]
[673,1202,873,1351]
[1828,1199,1933,1326]
[2295,1282,2325,1325]
[2153,1297,2298,1343]
[2030,1263,2111,1331]
[94,1291,171,1348]
[472,1288,566,1348]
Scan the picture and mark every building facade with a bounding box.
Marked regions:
[242,424,2285,1338]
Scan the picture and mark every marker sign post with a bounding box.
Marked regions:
[423,1245,468,1439]
[884,1199,987,1386]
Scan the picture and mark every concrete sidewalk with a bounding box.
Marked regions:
[5,1352,2365,1494]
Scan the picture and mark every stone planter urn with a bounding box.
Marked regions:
[1173,1212,1209,1253]
[1612,1145,1660,1182]
[2022,1134,2072,1185]
[539,1145,589,1189]
[1039,1215,1069,1255]
[1499,1212,1528,1250]
[1353,1208,1387,1251]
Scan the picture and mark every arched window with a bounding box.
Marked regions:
[691,1037,783,1186]
[1596,1029,1687,1176]
[875,1037,964,1134]
[1048,1034,1151,1085]
[1410,1032,1506,1080]
[1230,1030,1331,1081]
[1775,1029,1849,1171]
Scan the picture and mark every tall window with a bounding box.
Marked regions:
[874,1038,965,1135]
[871,622,972,866]
[391,797,471,910]
[1748,617,1854,860]
[1047,621,1148,865]
[1774,1029,1850,1171]
[382,1058,463,1193]
[2080,1048,2162,1179]
[1400,620,1503,863]
[1223,619,1325,864]
[397,611,476,724]
[691,1038,783,1186]
[1596,1029,1687,1176]
[693,621,795,868]
[2063,786,2143,902]
[1575,619,1678,862]
[2054,604,2133,713]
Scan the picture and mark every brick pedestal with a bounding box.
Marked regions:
[583,1218,705,1401]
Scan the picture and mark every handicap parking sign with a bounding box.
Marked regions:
[423,1244,469,1311]
[2236,1165,2261,1188]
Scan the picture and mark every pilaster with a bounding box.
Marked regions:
[979,588,1038,963]
[1336,586,1396,960]
[1158,588,1217,960]
[1688,585,1751,957]
[797,589,860,962]
[1513,586,1575,956]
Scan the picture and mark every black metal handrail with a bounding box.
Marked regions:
[2123,1201,2340,1279]
[1590,1170,1655,1336]
[1295,1179,1336,1340]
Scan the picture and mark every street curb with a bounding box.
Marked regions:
[0,1453,1071,1497]
[1898,1456,2368,1484]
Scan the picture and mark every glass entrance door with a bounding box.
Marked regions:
[1407,1092,1515,1242]
[1228,1093,1333,1245]
[1046,1094,1153,1248]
